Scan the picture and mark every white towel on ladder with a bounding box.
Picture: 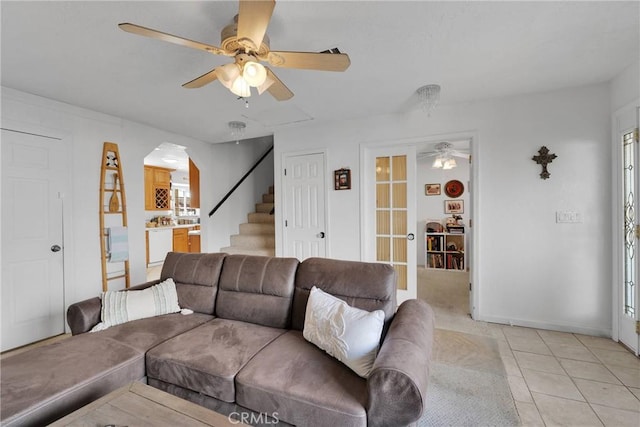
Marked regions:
[108,226,129,262]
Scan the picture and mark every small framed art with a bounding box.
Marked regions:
[335,168,351,190]
[425,183,441,196]
[444,199,464,214]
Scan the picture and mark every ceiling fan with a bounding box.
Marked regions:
[418,142,470,170]
[119,0,350,101]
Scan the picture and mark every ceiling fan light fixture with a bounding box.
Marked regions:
[442,158,457,170]
[217,63,241,89]
[257,73,275,95]
[230,75,251,97]
[243,61,267,87]
[432,158,443,168]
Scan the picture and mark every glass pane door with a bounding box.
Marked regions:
[376,155,408,290]
[623,130,637,320]
[618,104,640,353]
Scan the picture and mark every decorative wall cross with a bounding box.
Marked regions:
[532,146,557,180]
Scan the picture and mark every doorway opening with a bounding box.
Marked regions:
[417,139,472,318]
[143,142,201,280]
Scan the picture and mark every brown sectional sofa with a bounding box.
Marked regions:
[1,252,435,426]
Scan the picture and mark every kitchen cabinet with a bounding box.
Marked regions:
[172,227,189,252]
[188,229,201,253]
[144,167,154,210]
[189,158,200,209]
[144,165,174,210]
[147,228,172,265]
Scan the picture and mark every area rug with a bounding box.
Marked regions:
[418,329,521,427]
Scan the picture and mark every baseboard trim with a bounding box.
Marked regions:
[475,314,612,338]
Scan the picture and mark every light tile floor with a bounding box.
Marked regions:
[502,326,640,426]
[418,267,640,427]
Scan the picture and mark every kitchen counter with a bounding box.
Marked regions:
[146,224,198,231]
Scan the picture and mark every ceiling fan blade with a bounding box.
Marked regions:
[267,51,351,71]
[118,23,228,56]
[182,68,219,89]
[263,68,293,101]
[237,0,275,51]
[450,151,471,159]
[417,152,439,158]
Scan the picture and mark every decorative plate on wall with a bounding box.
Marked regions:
[444,180,464,198]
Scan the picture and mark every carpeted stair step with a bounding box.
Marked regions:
[248,212,275,224]
[230,234,275,248]
[239,223,275,235]
[222,184,275,257]
[255,202,274,213]
[219,247,275,257]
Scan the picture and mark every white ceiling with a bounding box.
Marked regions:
[2,1,638,144]
[144,141,190,171]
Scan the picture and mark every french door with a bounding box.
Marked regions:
[618,106,640,354]
[363,145,417,304]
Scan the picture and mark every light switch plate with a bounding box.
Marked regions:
[556,211,582,223]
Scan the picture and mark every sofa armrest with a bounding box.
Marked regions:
[367,299,435,427]
[66,297,102,335]
[66,280,162,335]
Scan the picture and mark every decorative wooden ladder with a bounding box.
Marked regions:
[99,142,130,291]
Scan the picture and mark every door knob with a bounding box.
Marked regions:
[318,232,325,239]
[407,233,415,241]
[51,244,62,252]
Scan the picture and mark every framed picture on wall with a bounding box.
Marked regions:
[444,199,464,214]
[334,168,351,190]
[425,183,441,196]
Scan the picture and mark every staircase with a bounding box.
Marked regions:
[220,186,275,256]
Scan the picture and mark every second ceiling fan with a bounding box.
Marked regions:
[119,0,350,101]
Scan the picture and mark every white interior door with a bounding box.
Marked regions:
[364,145,417,304]
[1,129,68,351]
[283,152,326,260]
[618,107,640,354]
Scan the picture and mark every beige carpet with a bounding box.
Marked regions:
[417,267,521,426]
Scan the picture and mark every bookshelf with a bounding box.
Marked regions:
[425,231,465,271]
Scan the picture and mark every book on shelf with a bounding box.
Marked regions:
[446,225,465,234]
[426,235,443,251]
[428,253,444,268]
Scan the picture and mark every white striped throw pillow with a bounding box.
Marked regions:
[90,278,180,332]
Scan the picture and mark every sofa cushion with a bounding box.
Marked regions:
[146,318,286,403]
[236,330,367,427]
[1,334,144,427]
[304,286,385,378]
[216,255,298,328]
[292,257,397,331]
[160,252,226,315]
[93,312,215,352]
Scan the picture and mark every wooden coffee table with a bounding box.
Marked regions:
[48,381,247,426]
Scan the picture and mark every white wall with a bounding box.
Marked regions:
[610,60,640,111]
[1,87,272,311]
[275,83,612,335]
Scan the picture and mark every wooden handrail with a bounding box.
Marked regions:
[208,145,274,217]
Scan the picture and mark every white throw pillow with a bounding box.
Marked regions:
[90,278,181,332]
[303,286,385,378]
